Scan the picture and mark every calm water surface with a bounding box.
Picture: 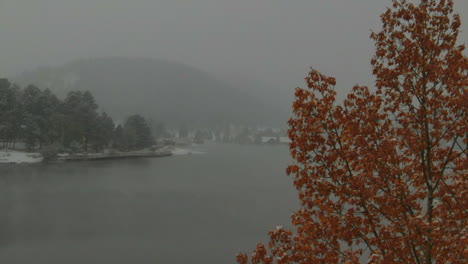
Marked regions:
[0,143,298,264]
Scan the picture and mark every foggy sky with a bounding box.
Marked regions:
[0,0,467,96]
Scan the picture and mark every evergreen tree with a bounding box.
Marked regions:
[39,89,61,145]
[123,115,154,150]
[61,91,99,152]
[0,79,22,148]
[21,85,43,149]
[113,124,126,151]
[90,112,115,151]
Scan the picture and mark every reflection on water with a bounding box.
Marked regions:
[0,144,298,264]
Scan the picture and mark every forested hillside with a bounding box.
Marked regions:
[16,57,288,127]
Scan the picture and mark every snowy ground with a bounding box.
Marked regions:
[0,146,204,163]
[171,147,205,155]
[0,150,43,164]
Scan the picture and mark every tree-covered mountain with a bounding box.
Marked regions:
[15,57,288,127]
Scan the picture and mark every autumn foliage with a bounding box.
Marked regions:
[237,1,467,263]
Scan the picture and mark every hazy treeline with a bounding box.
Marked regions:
[0,78,154,153]
[15,57,290,128]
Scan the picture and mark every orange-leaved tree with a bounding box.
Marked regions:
[237,0,467,263]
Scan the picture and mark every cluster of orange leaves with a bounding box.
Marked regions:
[237,0,467,263]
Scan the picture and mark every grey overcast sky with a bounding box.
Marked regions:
[0,0,467,93]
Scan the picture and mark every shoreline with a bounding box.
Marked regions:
[0,145,205,164]
[57,150,173,162]
[0,147,173,164]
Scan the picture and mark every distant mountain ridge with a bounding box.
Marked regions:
[14,57,288,127]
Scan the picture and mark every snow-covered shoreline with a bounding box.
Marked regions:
[171,147,205,155]
[0,146,205,164]
[0,150,43,164]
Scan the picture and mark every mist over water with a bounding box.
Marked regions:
[0,144,297,264]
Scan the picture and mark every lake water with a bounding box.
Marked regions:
[0,143,298,264]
